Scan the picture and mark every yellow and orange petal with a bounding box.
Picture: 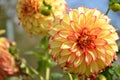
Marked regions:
[16,0,67,36]
[49,7,119,77]
[0,38,16,75]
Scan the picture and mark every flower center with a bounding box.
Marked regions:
[21,0,39,16]
[77,28,97,49]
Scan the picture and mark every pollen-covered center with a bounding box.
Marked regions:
[21,0,39,16]
[77,28,97,49]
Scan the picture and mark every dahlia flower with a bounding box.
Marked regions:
[17,0,67,35]
[49,7,119,77]
[0,38,16,76]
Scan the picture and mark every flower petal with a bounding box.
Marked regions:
[60,49,71,56]
[95,38,107,46]
[88,49,98,61]
[78,13,86,28]
[49,41,62,48]
[90,62,99,73]
[85,53,92,65]
[66,53,76,64]
[60,41,72,49]
[74,55,84,68]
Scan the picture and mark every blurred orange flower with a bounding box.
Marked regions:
[0,38,16,77]
[49,7,119,77]
[0,75,3,80]
[17,0,67,36]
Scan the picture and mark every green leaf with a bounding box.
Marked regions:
[9,45,19,55]
[109,0,119,3]
[116,50,120,54]
[37,59,50,73]
[5,77,22,80]
[99,66,113,80]
[29,67,39,75]
[51,73,63,80]
[50,61,57,67]
[25,51,35,55]
[72,74,78,80]
[20,59,27,69]
[114,65,120,77]
[25,51,48,59]
[25,51,41,57]
[39,36,49,50]
[108,68,114,75]
[97,74,107,80]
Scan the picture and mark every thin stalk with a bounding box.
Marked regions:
[105,7,110,15]
[51,10,55,21]
[82,76,85,80]
[45,59,51,80]
[68,73,73,80]
[39,75,44,80]
[45,67,50,80]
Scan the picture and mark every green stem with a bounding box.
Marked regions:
[68,73,73,80]
[45,67,50,80]
[82,76,84,80]
[51,10,55,21]
[105,7,110,15]
[45,59,51,80]
[39,75,44,80]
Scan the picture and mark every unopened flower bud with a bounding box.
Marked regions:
[40,5,51,16]
[98,74,106,80]
[110,3,120,12]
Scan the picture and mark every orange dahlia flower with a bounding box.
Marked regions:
[49,7,119,77]
[17,0,67,36]
[0,38,16,76]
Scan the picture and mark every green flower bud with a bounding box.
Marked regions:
[98,74,107,80]
[110,3,120,12]
[40,4,52,16]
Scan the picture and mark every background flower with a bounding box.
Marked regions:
[17,0,67,36]
[0,38,16,77]
[49,7,119,77]
[0,75,3,80]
